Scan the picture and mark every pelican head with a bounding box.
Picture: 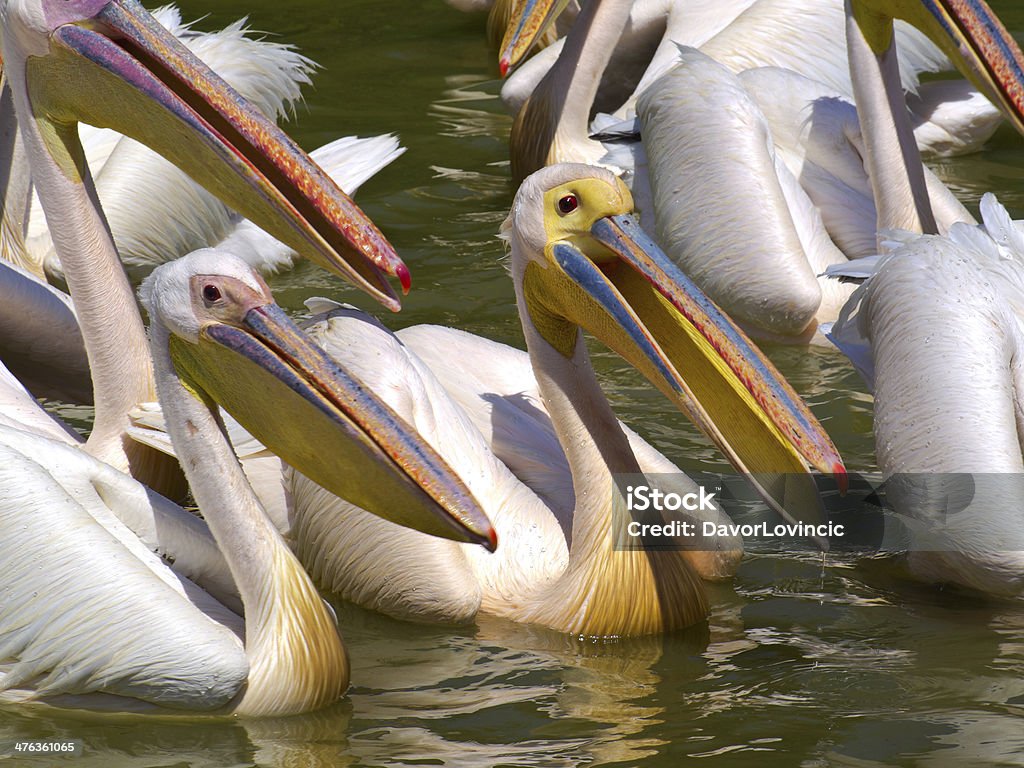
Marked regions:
[852,0,1024,134]
[509,164,846,522]
[140,250,497,549]
[0,0,407,308]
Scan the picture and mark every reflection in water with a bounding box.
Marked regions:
[0,703,354,768]
[6,553,1024,766]
[430,74,512,140]
[335,607,698,767]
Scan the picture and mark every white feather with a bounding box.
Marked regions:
[215,135,406,274]
[827,197,1024,594]
[0,429,245,708]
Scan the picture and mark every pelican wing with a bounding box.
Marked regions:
[291,306,568,621]
[830,197,1024,594]
[397,323,736,547]
[832,242,1024,472]
[0,431,245,710]
[699,0,948,97]
[398,324,575,524]
[0,362,80,446]
[638,49,821,337]
[908,80,1002,158]
[0,262,91,404]
[737,67,879,258]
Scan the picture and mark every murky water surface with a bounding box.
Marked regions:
[8,1,1024,765]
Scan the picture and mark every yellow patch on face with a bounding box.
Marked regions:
[540,176,634,256]
[520,176,635,356]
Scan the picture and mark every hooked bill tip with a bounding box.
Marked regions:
[396,263,412,295]
[486,526,499,552]
[499,58,511,77]
[834,462,848,495]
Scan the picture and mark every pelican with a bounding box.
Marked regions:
[501,0,992,154]
[0,249,494,715]
[4,4,314,280]
[820,0,1024,594]
[0,0,409,492]
[11,6,406,285]
[237,163,844,636]
[503,0,1024,343]
[826,195,1024,596]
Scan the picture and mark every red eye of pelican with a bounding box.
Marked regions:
[202,284,222,303]
[558,194,578,214]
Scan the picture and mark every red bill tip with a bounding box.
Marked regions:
[499,58,510,78]
[396,263,411,295]
[487,526,499,552]
[834,462,848,495]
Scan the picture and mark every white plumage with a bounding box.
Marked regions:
[635,48,975,341]
[0,423,243,710]
[827,195,1024,595]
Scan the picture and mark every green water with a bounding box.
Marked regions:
[7,1,1024,765]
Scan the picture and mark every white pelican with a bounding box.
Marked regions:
[0,249,494,715]
[826,195,1024,596]
[503,0,1024,343]
[820,1,1024,595]
[7,5,314,282]
[0,0,409,489]
[11,6,407,285]
[500,0,991,153]
[256,163,846,636]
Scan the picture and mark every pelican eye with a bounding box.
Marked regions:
[557,194,578,215]
[202,284,222,304]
